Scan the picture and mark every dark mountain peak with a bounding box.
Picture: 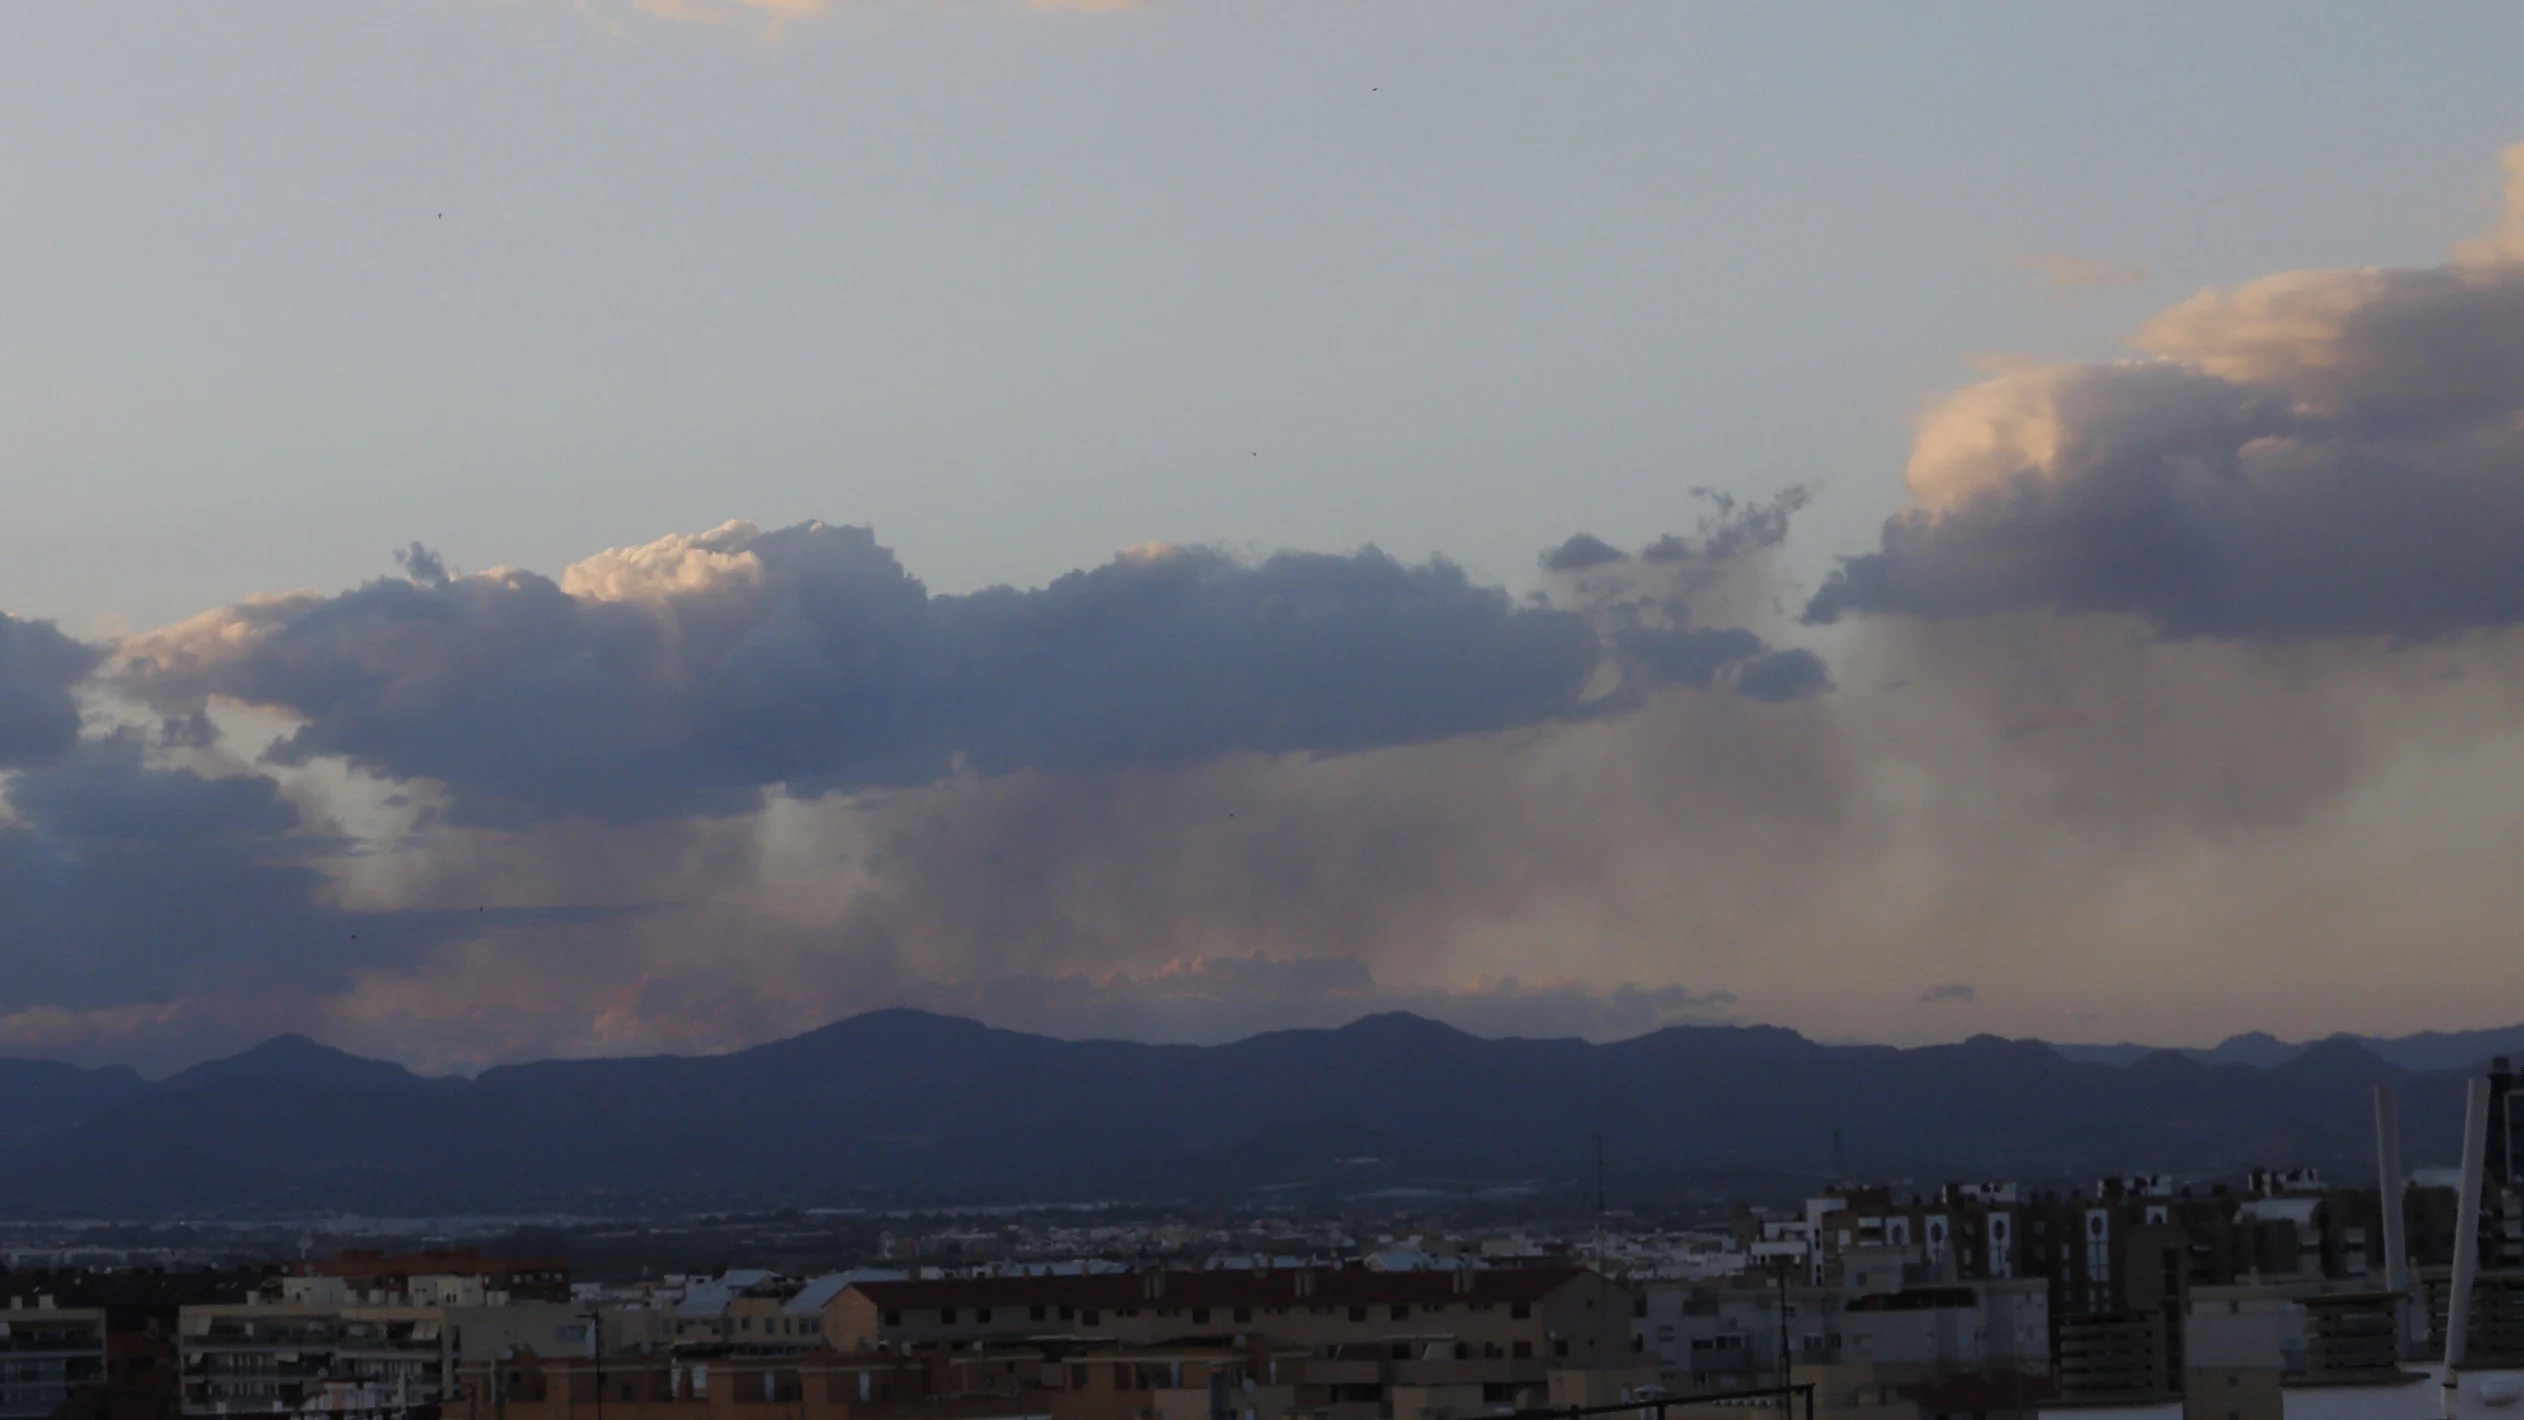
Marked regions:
[0,1057,148,1143]
[165,1034,420,1092]
[2128,1047,2213,1075]
[2271,1034,2399,1082]
[773,1008,994,1048]
[2202,1030,2307,1068]
[1334,1012,1476,1044]
[732,1008,1009,1071]
[1614,1020,1818,1058]
[1959,1033,2051,1056]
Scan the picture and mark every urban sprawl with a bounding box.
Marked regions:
[8,1068,2524,1420]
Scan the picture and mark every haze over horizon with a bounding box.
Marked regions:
[10,2,2524,1074]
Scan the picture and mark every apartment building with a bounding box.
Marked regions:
[179,1255,581,1417]
[456,1338,1306,1420]
[0,1298,108,1419]
[1636,1274,2049,1420]
[292,1253,568,1306]
[604,1274,831,1356]
[823,1266,1643,1417]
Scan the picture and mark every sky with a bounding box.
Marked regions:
[8,1,2524,1073]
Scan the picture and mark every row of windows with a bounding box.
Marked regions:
[670,1316,819,1336]
[883,1301,1533,1328]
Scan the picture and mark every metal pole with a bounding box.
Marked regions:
[2445,1076,2493,1407]
[1594,1132,1605,1272]
[2377,1085,2416,1355]
[1776,1260,1792,1420]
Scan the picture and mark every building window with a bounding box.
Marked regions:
[975,1308,992,1324]
[1391,1344,1411,1360]
[1512,1342,1532,1359]
[1234,1308,1252,1324]
[940,1308,958,1324]
[1082,1311,1101,1326]
[1510,1303,1530,1320]
[1390,1305,1408,1321]
[883,1311,900,1327]
[1554,1341,1569,1358]
[1453,1344,1469,1361]
[1192,1309,1211,1325]
[1349,1306,1368,1323]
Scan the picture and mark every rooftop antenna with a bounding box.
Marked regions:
[1591,1131,1606,1271]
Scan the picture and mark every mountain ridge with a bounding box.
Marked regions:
[0,1009,2495,1217]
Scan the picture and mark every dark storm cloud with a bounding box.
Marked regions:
[1613,626,1766,688]
[1807,195,2524,640]
[116,522,1823,824]
[0,613,101,767]
[1,749,401,1011]
[394,542,450,584]
[8,732,300,842]
[1800,360,2524,637]
[1541,533,1625,571]
[1643,486,1810,563]
[1735,648,1831,703]
[0,733,621,1023]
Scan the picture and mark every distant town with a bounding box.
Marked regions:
[7,1062,2524,1420]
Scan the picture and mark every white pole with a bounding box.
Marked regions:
[2378,1085,2416,1354]
[2445,1076,2493,1415]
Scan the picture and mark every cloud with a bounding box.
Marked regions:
[0,736,416,1017]
[1735,648,1831,703]
[889,956,1736,1046]
[593,0,1148,37]
[39,148,2524,1079]
[1813,143,2524,640]
[1998,246,2151,303]
[112,520,1819,825]
[0,614,101,769]
[1542,534,1625,572]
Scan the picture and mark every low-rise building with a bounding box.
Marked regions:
[0,1299,108,1419]
[178,1256,582,1418]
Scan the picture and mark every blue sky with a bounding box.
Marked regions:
[6,1,2520,630]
